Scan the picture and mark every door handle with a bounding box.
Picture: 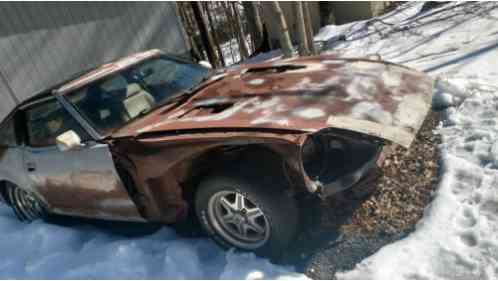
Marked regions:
[26,162,36,172]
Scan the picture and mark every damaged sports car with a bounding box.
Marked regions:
[0,49,433,256]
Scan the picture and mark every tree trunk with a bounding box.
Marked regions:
[190,2,221,68]
[242,2,264,52]
[295,2,309,56]
[231,2,250,60]
[203,2,225,66]
[303,2,316,55]
[269,2,293,58]
[178,3,203,61]
[222,2,238,63]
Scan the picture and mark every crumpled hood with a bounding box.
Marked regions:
[114,54,434,148]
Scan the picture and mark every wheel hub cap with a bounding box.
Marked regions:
[208,191,270,250]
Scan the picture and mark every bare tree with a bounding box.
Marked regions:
[295,2,309,56]
[190,2,221,68]
[231,2,250,60]
[269,2,293,58]
[242,2,264,52]
[303,2,316,55]
[178,3,203,61]
[203,2,225,66]
[222,2,239,63]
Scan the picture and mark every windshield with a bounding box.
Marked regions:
[63,56,210,135]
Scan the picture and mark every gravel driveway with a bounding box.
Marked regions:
[279,110,442,279]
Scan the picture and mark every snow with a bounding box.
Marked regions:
[221,35,254,67]
[215,3,498,277]
[311,2,498,279]
[2,2,498,279]
[0,206,301,279]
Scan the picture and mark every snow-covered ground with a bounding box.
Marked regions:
[2,2,498,279]
[221,35,254,66]
[0,205,302,279]
[312,2,498,279]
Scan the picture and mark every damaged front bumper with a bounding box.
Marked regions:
[316,146,383,198]
[300,132,389,198]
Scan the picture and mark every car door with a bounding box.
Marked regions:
[22,98,144,222]
[0,115,31,197]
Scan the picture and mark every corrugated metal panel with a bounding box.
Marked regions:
[0,72,17,118]
[0,2,188,122]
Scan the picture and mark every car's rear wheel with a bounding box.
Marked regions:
[6,184,47,222]
[195,173,298,258]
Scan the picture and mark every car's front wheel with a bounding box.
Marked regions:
[195,174,298,258]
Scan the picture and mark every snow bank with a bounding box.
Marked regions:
[339,80,498,279]
[0,206,301,279]
[313,2,498,279]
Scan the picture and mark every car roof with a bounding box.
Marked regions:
[54,49,163,95]
[1,49,164,125]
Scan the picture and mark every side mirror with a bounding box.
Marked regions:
[198,60,213,69]
[56,130,83,152]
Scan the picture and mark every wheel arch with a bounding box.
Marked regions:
[0,180,13,206]
[179,142,307,202]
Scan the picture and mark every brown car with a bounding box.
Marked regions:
[0,49,433,257]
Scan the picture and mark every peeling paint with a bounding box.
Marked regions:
[109,53,433,148]
[248,78,265,86]
[292,107,325,119]
[351,101,393,125]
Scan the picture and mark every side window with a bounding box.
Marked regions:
[26,99,90,147]
[0,118,17,147]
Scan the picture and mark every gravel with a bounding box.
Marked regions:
[279,110,442,279]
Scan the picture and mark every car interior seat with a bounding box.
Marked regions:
[122,83,155,118]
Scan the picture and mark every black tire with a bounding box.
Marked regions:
[195,172,299,258]
[5,183,47,222]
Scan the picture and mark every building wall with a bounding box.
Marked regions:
[0,2,188,122]
[259,2,390,48]
[326,2,374,25]
[322,1,390,25]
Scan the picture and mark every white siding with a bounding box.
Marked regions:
[0,2,188,122]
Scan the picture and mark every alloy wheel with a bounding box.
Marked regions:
[207,190,270,249]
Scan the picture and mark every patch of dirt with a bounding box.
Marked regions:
[342,110,442,236]
[281,111,442,278]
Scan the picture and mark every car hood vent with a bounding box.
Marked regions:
[177,102,234,119]
[245,64,306,75]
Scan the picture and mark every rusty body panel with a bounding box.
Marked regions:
[22,143,145,222]
[56,49,163,95]
[112,54,433,149]
[0,50,434,226]
[100,54,433,223]
[110,132,308,223]
[38,171,144,222]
